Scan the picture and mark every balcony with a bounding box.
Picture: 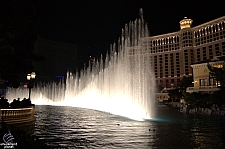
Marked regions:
[0,107,35,135]
[186,86,220,93]
[0,107,35,123]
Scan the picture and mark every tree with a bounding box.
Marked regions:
[207,62,225,87]
[183,90,225,108]
[183,92,204,108]
[168,88,182,102]
[0,0,40,88]
[179,76,193,92]
[156,85,164,93]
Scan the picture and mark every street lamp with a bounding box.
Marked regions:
[27,72,36,100]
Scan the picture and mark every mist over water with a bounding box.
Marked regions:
[6,9,156,121]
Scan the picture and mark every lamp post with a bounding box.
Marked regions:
[27,72,36,100]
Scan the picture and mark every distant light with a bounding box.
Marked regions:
[31,72,36,79]
[56,76,63,79]
[27,74,31,80]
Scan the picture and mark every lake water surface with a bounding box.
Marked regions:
[34,105,225,148]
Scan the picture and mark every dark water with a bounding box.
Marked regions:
[34,105,225,149]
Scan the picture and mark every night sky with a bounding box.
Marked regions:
[33,0,225,57]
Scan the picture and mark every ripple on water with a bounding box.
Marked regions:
[34,105,225,148]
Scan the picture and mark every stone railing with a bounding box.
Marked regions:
[0,107,35,124]
[182,106,225,116]
[186,86,219,92]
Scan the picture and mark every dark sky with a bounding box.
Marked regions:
[33,0,225,57]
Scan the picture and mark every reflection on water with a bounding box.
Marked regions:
[34,105,225,148]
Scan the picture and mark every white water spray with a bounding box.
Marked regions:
[6,8,155,121]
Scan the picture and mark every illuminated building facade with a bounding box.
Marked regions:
[141,16,225,87]
[186,56,225,93]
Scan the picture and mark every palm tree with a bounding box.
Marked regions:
[207,62,225,87]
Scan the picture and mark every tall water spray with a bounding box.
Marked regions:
[6,8,156,121]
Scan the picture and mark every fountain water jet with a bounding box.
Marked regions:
[6,8,156,121]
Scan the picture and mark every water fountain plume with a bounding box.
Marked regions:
[6,8,156,121]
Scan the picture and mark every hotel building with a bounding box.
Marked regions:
[141,16,225,87]
[186,56,225,93]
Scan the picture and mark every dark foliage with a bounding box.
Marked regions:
[183,89,225,108]
[0,0,40,88]
[179,76,193,92]
[207,62,225,87]
[168,88,182,102]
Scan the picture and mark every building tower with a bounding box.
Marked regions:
[179,17,194,78]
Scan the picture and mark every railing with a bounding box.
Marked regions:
[199,86,218,89]
[0,107,35,123]
[186,86,219,92]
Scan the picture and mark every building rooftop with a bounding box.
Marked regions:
[179,17,193,29]
[191,55,225,65]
